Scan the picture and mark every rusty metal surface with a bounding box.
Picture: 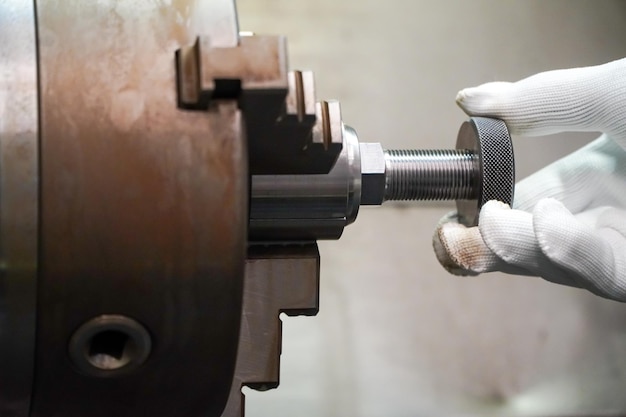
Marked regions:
[222,245,320,417]
[177,29,342,175]
[177,35,288,108]
[0,1,39,416]
[32,1,246,416]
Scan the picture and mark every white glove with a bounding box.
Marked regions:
[433,58,626,301]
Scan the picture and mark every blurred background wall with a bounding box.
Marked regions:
[236,1,626,416]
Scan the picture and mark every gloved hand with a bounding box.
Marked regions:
[433,58,626,302]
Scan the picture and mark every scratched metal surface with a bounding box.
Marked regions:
[0,1,38,415]
[237,1,626,416]
[32,1,247,416]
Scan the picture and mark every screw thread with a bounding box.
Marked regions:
[383,149,479,201]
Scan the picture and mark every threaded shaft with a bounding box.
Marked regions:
[383,149,479,201]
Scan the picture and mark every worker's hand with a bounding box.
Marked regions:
[433,58,626,301]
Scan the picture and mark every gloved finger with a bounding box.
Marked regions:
[513,135,626,214]
[456,58,626,147]
[433,211,529,276]
[534,199,626,301]
[478,201,580,288]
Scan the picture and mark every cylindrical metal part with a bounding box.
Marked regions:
[30,2,249,417]
[249,117,514,241]
[383,149,479,201]
[455,117,515,225]
[377,117,514,226]
[249,125,361,241]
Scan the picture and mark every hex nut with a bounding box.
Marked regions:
[359,142,386,205]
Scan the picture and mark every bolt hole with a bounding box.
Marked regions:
[87,330,133,370]
[69,315,151,377]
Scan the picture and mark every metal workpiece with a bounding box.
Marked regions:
[358,144,478,203]
[361,118,514,224]
[455,117,515,225]
[250,124,361,241]
[382,149,478,201]
[249,117,515,241]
